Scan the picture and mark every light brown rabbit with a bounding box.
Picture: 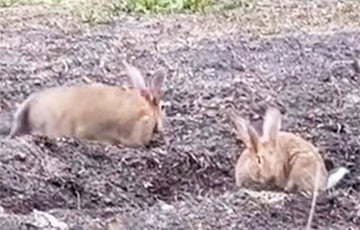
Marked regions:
[227,106,349,196]
[7,61,166,147]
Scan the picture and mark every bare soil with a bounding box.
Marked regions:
[0,2,360,230]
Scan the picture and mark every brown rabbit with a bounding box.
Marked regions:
[227,106,349,196]
[7,61,166,147]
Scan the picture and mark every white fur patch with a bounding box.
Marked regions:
[326,167,350,189]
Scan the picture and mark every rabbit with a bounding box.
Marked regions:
[6,60,166,147]
[227,106,349,196]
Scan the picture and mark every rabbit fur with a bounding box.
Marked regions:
[227,106,349,196]
[7,61,166,147]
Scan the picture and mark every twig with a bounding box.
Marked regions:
[305,164,320,230]
[76,190,82,210]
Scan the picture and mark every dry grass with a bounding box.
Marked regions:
[183,0,360,40]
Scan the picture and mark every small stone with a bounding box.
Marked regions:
[16,152,26,161]
[32,210,69,230]
[352,59,360,73]
[160,202,174,212]
[104,197,112,204]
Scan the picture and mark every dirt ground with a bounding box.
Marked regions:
[0,1,360,230]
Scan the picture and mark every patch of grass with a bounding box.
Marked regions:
[0,0,63,7]
[73,2,113,25]
[119,0,213,13]
[0,0,255,25]
[66,0,218,24]
[0,0,20,7]
[213,0,256,11]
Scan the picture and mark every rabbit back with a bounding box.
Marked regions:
[25,85,158,145]
[279,131,328,194]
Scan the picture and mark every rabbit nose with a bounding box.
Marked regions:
[156,129,165,136]
[258,177,265,183]
[154,123,164,134]
[153,123,164,136]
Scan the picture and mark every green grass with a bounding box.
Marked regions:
[116,0,256,14]
[0,0,215,12]
[0,0,254,24]
[118,0,213,14]
[0,0,21,7]
[72,0,216,24]
[0,0,64,7]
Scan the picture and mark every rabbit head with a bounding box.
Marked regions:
[228,106,287,188]
[123,60,166,135]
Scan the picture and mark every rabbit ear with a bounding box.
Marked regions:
[149,69,166,100]
[227,108,259,152]
[122,60,147,89]
[262,107,282,147]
